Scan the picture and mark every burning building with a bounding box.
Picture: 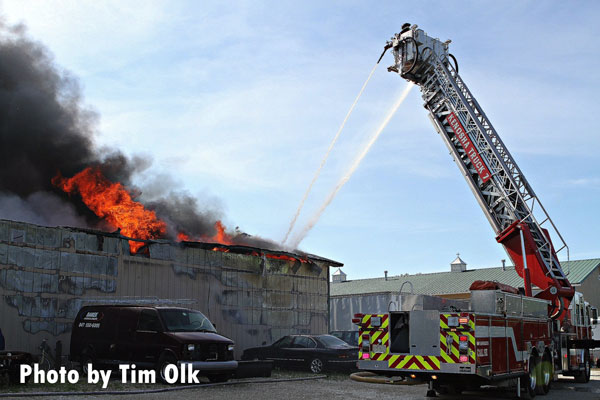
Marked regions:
[0,21,343,358]
[0,218,341,358]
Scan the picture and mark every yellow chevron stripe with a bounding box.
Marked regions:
[388,354,400,368]
[440,351,454,363]
[429,356,441,369]
[416,356,433,370]
[381,332,389,346]
[371,330,384,343]
[381,316,389,329]
[398,356,412,369]
[468,319,475,330]
[468,333,476,346]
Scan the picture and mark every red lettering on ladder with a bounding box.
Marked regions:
[446,112,491,183]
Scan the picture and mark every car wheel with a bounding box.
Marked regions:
[309,358,324,374]
[156,353,178,384]
[208,373,231,383]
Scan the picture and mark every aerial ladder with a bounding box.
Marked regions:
[381,23,573,318]
[353,24,598,398]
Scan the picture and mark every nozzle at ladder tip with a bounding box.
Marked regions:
[377,42,393,64]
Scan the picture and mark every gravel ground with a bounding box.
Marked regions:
[2,370,599,400]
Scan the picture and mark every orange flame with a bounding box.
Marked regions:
[213,221,233,245]
[53,167,166,253]
[177,221,233,245]
[177,232,192,242]
[265,253,307,263]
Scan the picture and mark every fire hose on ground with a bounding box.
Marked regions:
[349,371,421,385]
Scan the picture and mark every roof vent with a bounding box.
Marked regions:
[384,270,388,281]
[332,267,347,283]
[451,253,467,272]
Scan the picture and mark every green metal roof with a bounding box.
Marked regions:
[330,258,600,297]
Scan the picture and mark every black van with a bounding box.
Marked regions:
[70,305,237,382]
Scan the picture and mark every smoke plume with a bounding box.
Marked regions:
[0,20,281,250]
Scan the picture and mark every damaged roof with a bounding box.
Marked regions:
[1,219,343,267]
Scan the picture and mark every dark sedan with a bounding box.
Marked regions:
[330,330,359,347]
[241,334,358,373]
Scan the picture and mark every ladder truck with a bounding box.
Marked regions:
[354,24,600,398]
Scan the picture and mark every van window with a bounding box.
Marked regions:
[138,309,162,332]
[158,309,216,333]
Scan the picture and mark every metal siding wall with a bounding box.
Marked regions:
[330,293,402,331]
[577,267,600,310]
[0,220,330,359]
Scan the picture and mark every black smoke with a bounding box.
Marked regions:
[0,20,283,251]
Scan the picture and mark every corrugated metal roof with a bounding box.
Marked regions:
[561,258,600,284]
[330,258,600,297]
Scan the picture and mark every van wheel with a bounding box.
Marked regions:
[80,352,94,376]
[157,353,178,384]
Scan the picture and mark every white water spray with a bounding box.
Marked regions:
[288,82,414,249]
[282,62,380,245]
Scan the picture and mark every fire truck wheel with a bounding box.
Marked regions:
[535,351,552,395]
[524,354,538,398]
[575,350,591,383]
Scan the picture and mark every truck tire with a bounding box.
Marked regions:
[524,354,538,398]
[575,350,591,383]
[535,351,552,394]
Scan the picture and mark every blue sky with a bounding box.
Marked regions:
[3,1,599,280]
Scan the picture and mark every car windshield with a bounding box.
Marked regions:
[158,309,216,333]
[317,335,352,348]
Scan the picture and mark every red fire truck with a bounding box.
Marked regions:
[355,24,600,398]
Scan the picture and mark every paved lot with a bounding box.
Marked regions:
[3,370,600,399]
